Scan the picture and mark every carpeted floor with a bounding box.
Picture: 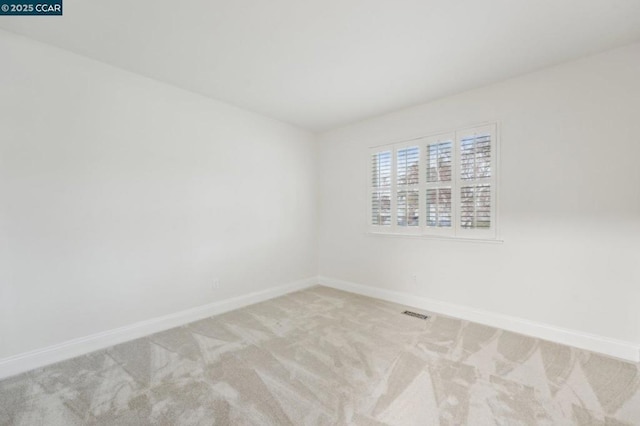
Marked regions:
[1,286,639,425]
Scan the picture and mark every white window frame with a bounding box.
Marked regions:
[368,123,499,240]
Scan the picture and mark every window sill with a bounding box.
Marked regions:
[366,231,504,244]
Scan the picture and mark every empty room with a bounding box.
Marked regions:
[1,1,639,425]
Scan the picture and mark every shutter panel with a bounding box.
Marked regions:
[371,151,391,188]
[460,184,491,229]
[426,141,452,183]
[370,150,392,226]
[455,125,496,236]
[371,189,391,226]
[426,187,452,227]
[396,146,420,227]
[460,134,491,180]
[425,137,454,232]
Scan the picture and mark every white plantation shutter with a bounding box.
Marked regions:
[368,123,497,239]
[455,124,497,237]
[369,150,392,227]
[460,185,491,228]
[425,135,454,235]
[396,145,420,229]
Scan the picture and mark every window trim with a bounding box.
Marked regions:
[368,123,499,240]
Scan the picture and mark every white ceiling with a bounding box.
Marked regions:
[2,1,640,131]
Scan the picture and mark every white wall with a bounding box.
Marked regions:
[0,31,317,359]
[318,42,640,345]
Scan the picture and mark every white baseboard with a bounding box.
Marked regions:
[2,275,636,381]
[0,277,318,380]
[318,276,640,363]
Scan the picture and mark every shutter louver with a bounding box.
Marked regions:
[396,147,420,227]
[370,151,392,226]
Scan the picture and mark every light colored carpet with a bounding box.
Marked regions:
[1,286,639,425]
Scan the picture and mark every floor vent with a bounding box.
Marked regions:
[402,310,430,320]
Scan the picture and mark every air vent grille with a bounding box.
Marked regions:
[402,311,430,320]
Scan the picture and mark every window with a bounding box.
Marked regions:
[370,150,391,226]
[368,124,497,239]
[396,145,420,229]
